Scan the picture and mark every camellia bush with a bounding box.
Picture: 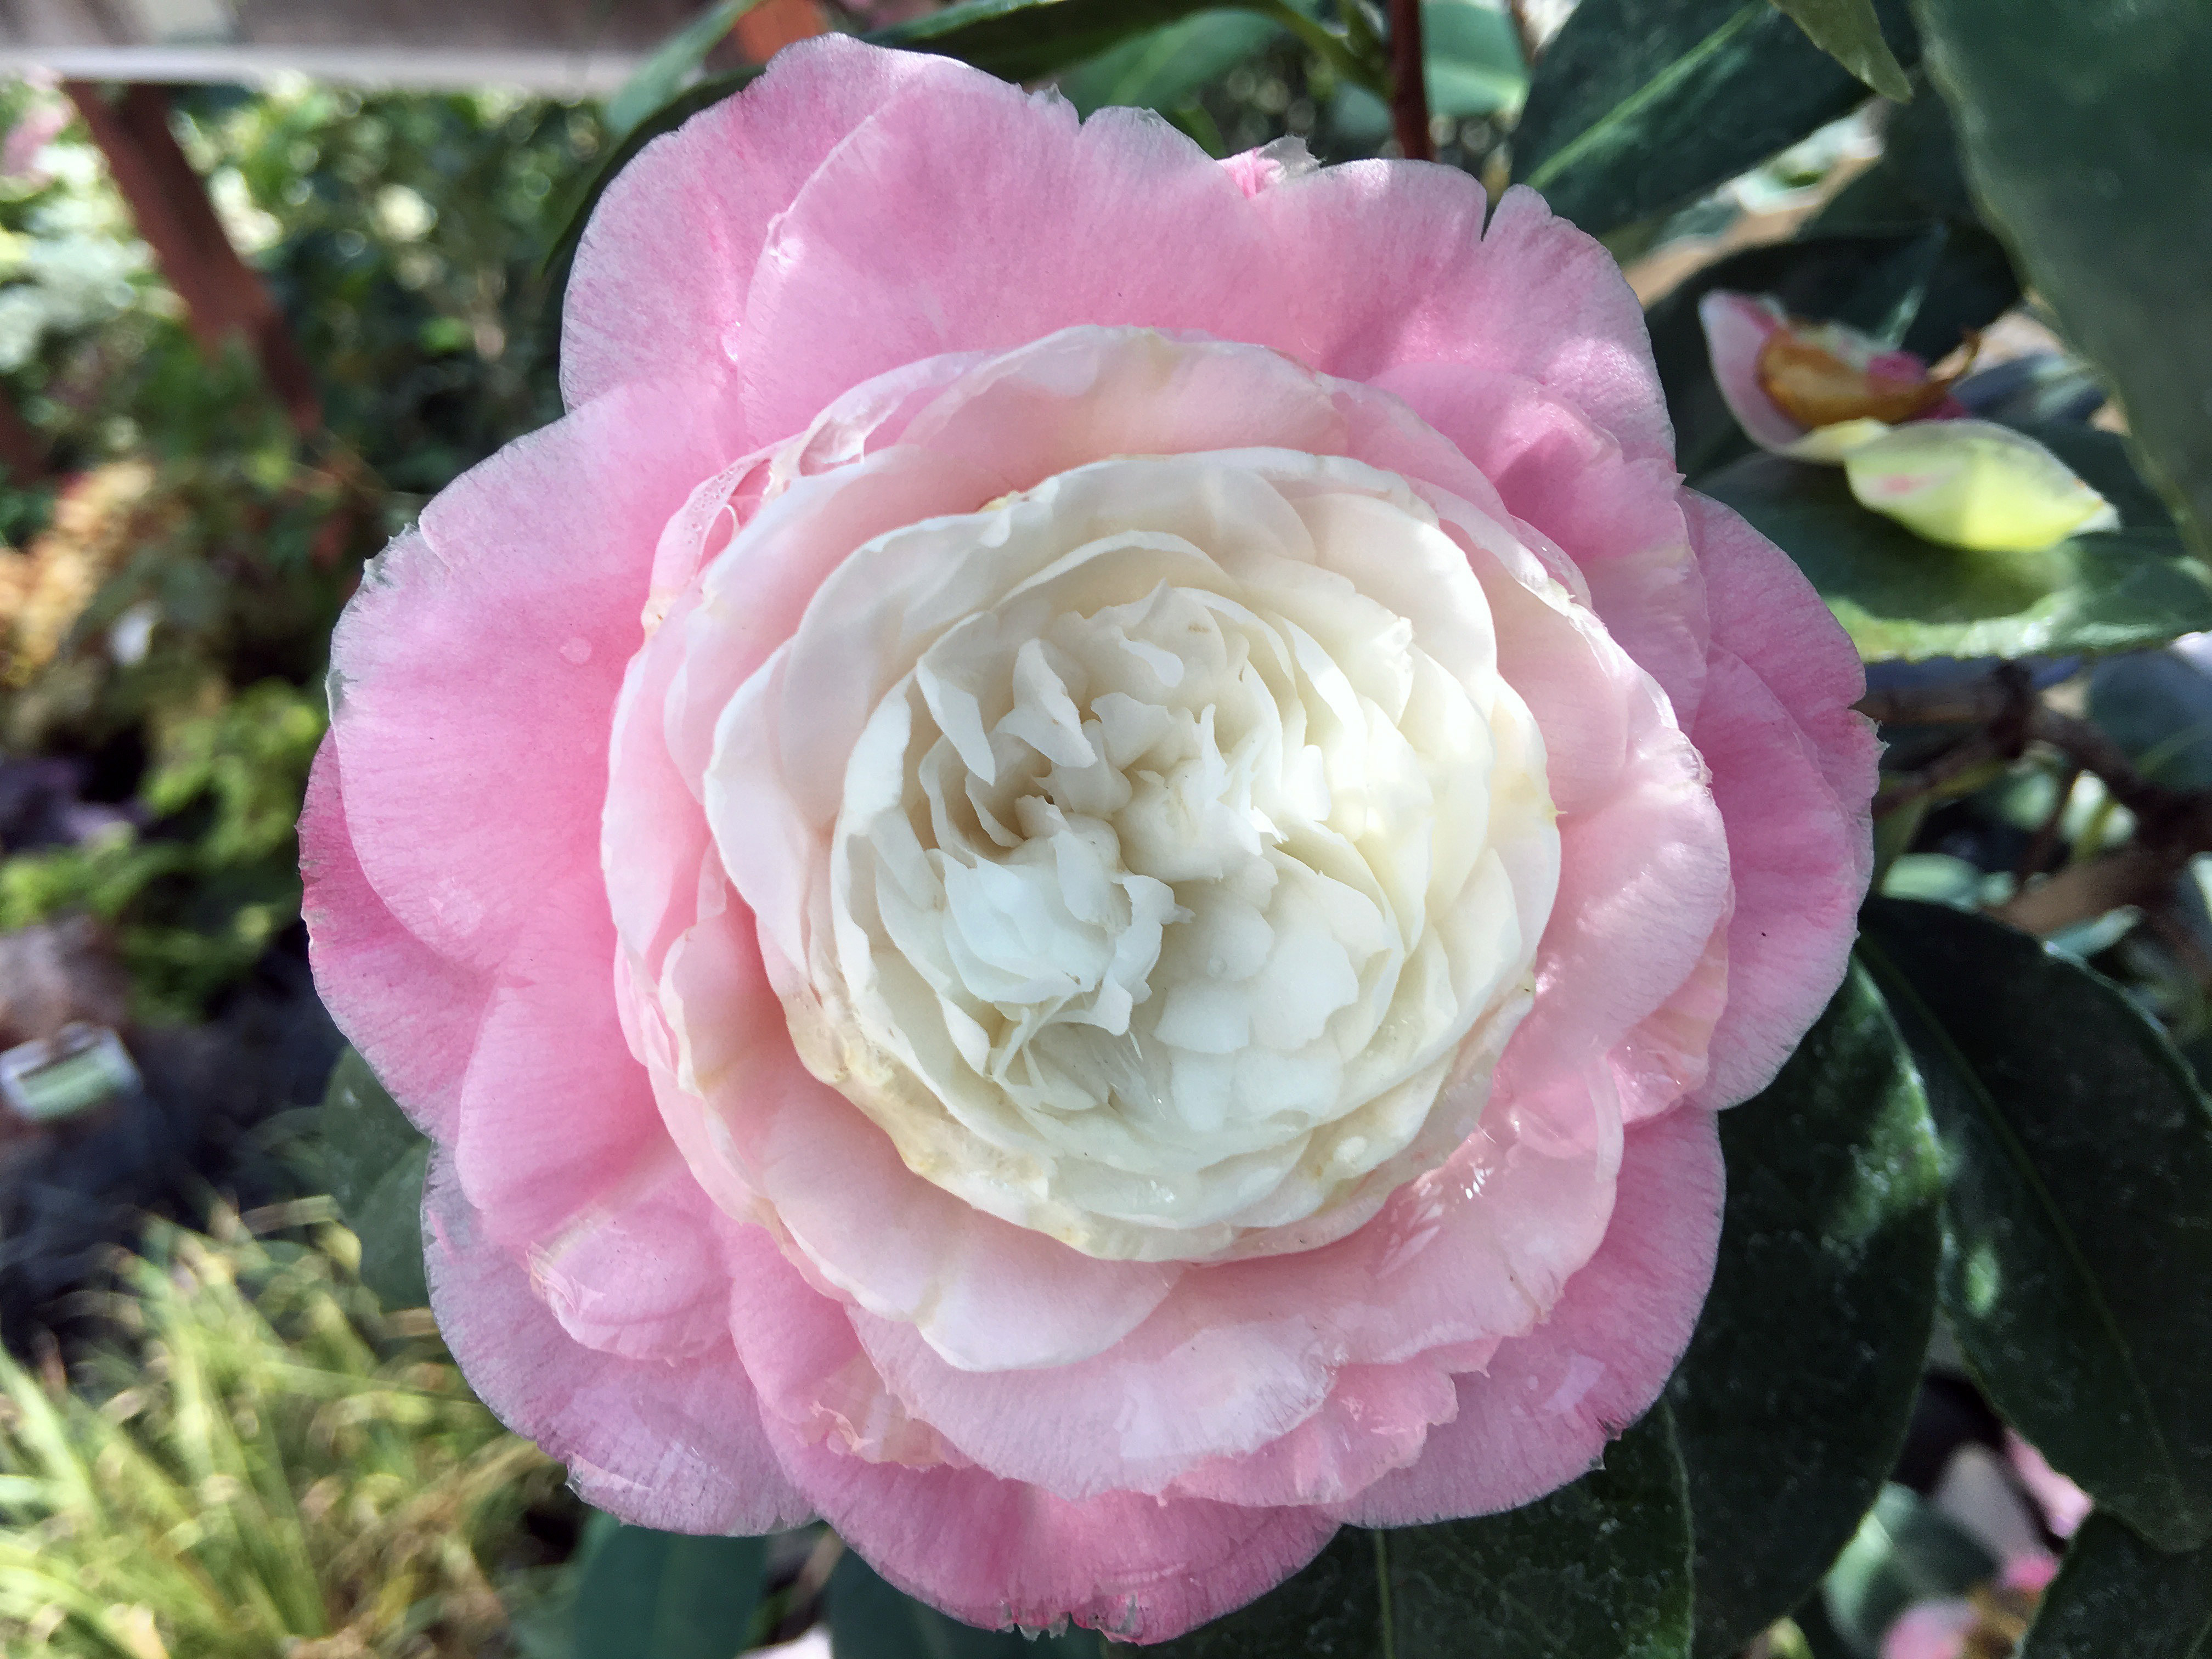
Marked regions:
[298,0,2212,1654]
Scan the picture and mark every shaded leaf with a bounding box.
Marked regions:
[1421,0,1528,119]
[318,1047,430,1310]
[1811,81,1974,229]
[2087,647,2212,794]
[1859,900,2212,1551]
[825,1549,1103,1658]
[1821,1485,1997,1656]
[1699,448,2212,662]
[1157,1409,1692,1658]
[1056,10,1283,119]
[868,0,1258,85]
[572,1519,766,1659]
[1913,0,2212,555]
[603,0,764,142]
[1668,965,1943,1657]
[1769,0,1912,99]
[2020,1512,2212,1659]
[1514,0,1917,235]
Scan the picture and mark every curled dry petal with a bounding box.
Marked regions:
[304,36,1875,1643]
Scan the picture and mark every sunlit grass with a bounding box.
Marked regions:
[0,1204,557,1658]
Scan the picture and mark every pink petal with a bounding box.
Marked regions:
[647,867,1184,1372]
[1688,493,1875,820]
[1246,176,1672,465]
[1329,1105,1723,1526]
[531,1142,742,1363]
[736,69,1273,445]
[2006,1431,2092,1539]
[1464,544,1733,1141]
[423,1151,812,1534]
[1881,1601,1978,1659]
[834,1109,1617,1498]
[1166,1359,1470,1508]
[1373,362,1708,727]
[1682,496,1875,1107]
[329,377,739,974]
[299,741,488,1140]
[1697,290,1809,452]
[769,1430,1340,1643]
[561,36,970,410]
[451,890,665,1250]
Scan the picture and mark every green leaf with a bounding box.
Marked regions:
[1820,1485,1998,1655]
[2087,650,2212,795]
[603,0,765,143]
[2020,1512,2212,1659]
[318,1047,430,1310]
[1156,1409,1692,1658]
[571,1520,767,1659]
[1768,0,1912,100]
[1056,10,1283,119]
[867,0,1248,85]
[1513,0,1917,235]
[1421,1,1528,120]
[1699,447,2212,662]
[825,1549,1103,1657]
[1647,226,2018,479]
[1858,899,2212,1552]
[1810,81,1976,229]
[1667,965,1943,1657]
[1911,0,2212,557]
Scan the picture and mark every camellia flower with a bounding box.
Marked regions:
[1699,291,2117,552]
[304,38,1875,1641]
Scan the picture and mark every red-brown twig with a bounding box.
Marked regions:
[1387,0,1433,160]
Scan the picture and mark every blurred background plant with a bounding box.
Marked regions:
[0,1204,569,1658]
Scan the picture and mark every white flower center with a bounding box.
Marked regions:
[714,450,1560,1261]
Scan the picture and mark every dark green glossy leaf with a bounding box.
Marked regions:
[571,1520,766,1659]
[603,0,761,142]
[1699,449,2212,662]
[318,1046,430,1309]
[1649,225,2018,479]
[1513,0,1916,235]
[1421,0,1528,119]
[825,1549,1104,1658]
[1769,0,1912,99]
[2021,1512,2212,1659]
[1157,1409,1692,1658]
[1057,10,1283,119]
[1913,0,2212,556]
[1859,899,2212,1552]
[1821,1485,1997,1656]
[1668,965,1943,1657]
[1810,81,1974,230]
[2087,648,2212,795]
[867,0,1257,86]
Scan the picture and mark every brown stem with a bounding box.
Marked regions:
[1864,667,2212,936]
[1507,0,1543,66]
[2016,762,2081,883]
[1387,0,1434,160]
[1987,845,2181,938]
[65,82,320,435]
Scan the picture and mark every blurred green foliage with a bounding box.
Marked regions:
[0,78,603,1023]
[0,1206,562,1658]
